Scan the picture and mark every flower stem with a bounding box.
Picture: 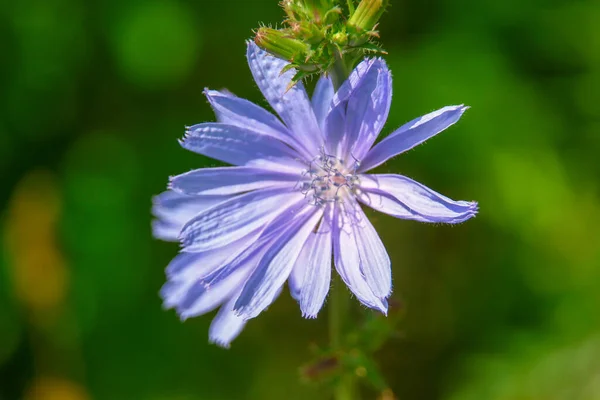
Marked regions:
[329,51,352,92]
[330,274,355,400]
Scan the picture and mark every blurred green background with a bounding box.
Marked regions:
[1,0,599,399]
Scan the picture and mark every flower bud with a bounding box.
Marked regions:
[254,27,310,64]
[331,31,348,47]
[348,0,388,33]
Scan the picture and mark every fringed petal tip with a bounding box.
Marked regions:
[166,176,176,191]
[209,302,247,348]
[209,337,232,349]
[301,310,319,320]
[159,287,178,312]
[178,126,194,149]
[450,104,470,117]
[151,220,175,242]
[372,297,389,316]
[360,296,388,316]
[467,200,479,214]
[454,104,470,118]
[203,87,234,106]
[447,200,478,224]
[161,300,175,312]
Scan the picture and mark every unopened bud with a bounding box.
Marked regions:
[254,27,310,63]
[331,31,348,46]
[348,0,388,33]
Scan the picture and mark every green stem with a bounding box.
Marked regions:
[330,275,354,400]
[329,275,347,348]
[329,51,352,92]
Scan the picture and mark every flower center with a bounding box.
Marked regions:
[297,147,359,206]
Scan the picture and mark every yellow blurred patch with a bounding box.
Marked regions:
[4,170,68,313]
[24,377,89,400]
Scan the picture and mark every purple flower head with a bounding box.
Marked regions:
[152,42,477,347]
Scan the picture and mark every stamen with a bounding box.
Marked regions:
[297,149,360,206]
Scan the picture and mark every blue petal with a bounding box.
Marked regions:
[195,200,308,291]
[180,188,303,252]
[324,59,373,158]
[164,251,204,281]
[208,287,283,348]
[346,60,392,161]
[325,59,388,159]
[204,89,313,159]
[344,199,391,298]
[169,166,299,196]
[152,191,232,241]
[234,206,324,320]
[288,261,303,302]
[209,294,247,348]
[160,254,206,310]
[166,234,259,279]
[357,174,478,223]
[359,105,468,172]
[176,264,251,320]
[152,220,182,242]
[161,233,259,310]
[246,42,322,156]
[331,203,388,314]
[181,123,304,170]
[311,75,334,132]
[296,206,333,318]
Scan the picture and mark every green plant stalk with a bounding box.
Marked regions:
[330,276,355,400]
[329,51,353,91]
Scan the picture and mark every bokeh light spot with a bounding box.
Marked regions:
[111,0,201,88]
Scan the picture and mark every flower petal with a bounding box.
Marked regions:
[323,58,392,161]
[208,286,283,348]
[345,199,391,298]
[246,42,322,155]
[169,166,299,196]
[296,206,332,318]
[204,89,313,159]
[181,123,303,170]
[288,260,304,302]
[346,60,392,160]
[234,206,323,320]
[152,191,232,241]
[357,174,478,223]
[311,75,334,131]
[209,294,247,348]
[359,105,468,172]
[332,202,388,314]
[161,233,260,311]
[166,234,259,279]
[194,199,308,291]
[176,263,251,320]
[324,59,369,158]
[180,187,302,252]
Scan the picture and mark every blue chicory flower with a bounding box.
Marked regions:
[152,42,477,347]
